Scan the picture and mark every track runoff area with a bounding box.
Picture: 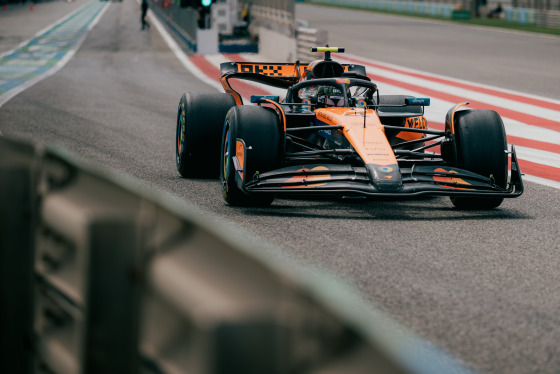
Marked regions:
[151,15,560,191]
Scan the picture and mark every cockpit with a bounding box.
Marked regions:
[285,78,378,110]
[285,50,377,110]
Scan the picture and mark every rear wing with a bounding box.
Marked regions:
[220,62,368,82]
[221,62,305,80]
[219,61,369,105]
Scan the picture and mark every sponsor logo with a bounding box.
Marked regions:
[317,111,337,123]
[405,116,428,129]
[236,140,245,180]
[318,129,332,138]
[378,166,393,173]
[238,64,284,76]
[283,166,331,188]
[432,168,474,190]
[344,110,366,117]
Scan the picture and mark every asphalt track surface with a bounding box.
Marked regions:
[1,2,559,373]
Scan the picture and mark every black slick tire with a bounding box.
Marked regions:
[176,92,236,178]
[451,109,508,210]
[220,106,280,206]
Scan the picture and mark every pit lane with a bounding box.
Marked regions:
[0,2,559,373]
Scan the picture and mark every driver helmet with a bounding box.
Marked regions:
[317,85,345,107]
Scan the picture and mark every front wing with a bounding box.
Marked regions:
[234,146,524,199]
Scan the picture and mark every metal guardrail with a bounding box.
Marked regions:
[0,136,475,374]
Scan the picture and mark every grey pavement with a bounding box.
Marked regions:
[0,0,109,104]
[0,0,91,54]
[1,3,559,373]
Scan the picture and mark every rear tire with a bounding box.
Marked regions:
[220,106,280,206]
[176,93,236,178]
[450,109,508,210]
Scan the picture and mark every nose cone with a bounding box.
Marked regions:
[366,164,403,192]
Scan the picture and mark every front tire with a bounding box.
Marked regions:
[220,106,280,206]
[450,109,508,210]
[176,93,236,178]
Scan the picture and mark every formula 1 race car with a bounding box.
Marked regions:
[175,47,523,209]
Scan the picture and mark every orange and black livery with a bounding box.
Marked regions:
[175,47,523,209]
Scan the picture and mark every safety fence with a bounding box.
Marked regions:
[0,136,475,374]
[306,0,560,26]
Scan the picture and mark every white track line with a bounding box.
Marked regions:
[0,0,97,58]
[148,9,223,92]
[344,53,560,107]
[0,1,111,108]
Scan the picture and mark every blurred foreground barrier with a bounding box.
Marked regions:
[0,136,475,374]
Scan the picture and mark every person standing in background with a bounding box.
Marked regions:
[141,0,150,30]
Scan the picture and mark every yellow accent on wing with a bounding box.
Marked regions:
[311,47,344,53]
